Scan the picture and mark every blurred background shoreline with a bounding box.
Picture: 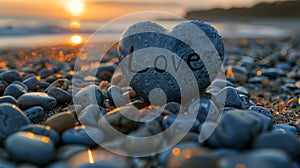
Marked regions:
[0,0,299,48]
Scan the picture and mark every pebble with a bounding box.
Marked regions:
[96,65,115,81]
[211,79,234,88]
[248,76,268,84]
[261,68,283,79]
[24,106,45,123]
[162,114,200,135]
[0,159,17,168]
[0,80,8,94]
[0,95,18,105]
[56,145,88,160]
[5,132,55,166]
[252,131,300,157]
[98,105,141,134]
[20,124,60,144]
[73,85,103,108]
[219,149,294,168]
[161,102,182,114]
[215,86,242,108]
[0,70,22,83]
[3,84,27,99]
[249,106,274,120]
[107,85,127,107]
[124,126,164,155]
[188,98,219,123]
[177,153,218,168]
[23,76,41,91]
[11,81,28,91]
[240,94,250,109]
[240,56,254,69]
[235,86,249,96]
[44,79,70,93]
[37,67,54,79]
[45,161,68,168]
[202,110,271,149]
[166,146,211,168]
[78,104,106,127]
[225,66,247,83]
[62,126,104,147]
[118,21,224,103]
[18,92,57,110]
[0,103,30,143]
[273,124,297,135]
[67,149,133,168]
[45,111,76,133]
[47,88,72,104]
[158,142,201,165]
[18,163,39,168]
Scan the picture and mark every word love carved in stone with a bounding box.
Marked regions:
[117,20,224,104]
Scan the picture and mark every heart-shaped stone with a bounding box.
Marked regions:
[117,20,224,104]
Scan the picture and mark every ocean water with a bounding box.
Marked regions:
[0,17,296,48]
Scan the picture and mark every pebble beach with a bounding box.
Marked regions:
[0,20,300,168]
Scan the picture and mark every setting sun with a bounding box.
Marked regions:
[70,35,83,44]
[67,0,84,16]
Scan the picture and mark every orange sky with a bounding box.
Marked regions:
[0,0,281,21]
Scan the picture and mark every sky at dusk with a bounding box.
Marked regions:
[0,0,282,21]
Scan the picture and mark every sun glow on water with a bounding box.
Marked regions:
[70,21,81,30]
[70,35,83,44]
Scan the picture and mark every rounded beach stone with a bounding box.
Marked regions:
[219,149,294,168]
[67,149,133,168]
[20,124,60,144]
[273,124,297,135]
[47,88,72,104]
[0,159,17,168]
[18,92,57,110]
[98,106,141,134]
[44,79,70,92]
[4,132,55,166]
[45,161,68,168]
[252,132,300,156]
[188,98,219,123]
[239,94,250,109]
[249,106,274,120]
[23,76,41,91]
[107,85,127,106]
[73,85,103,108]
[118,21,224,103]
[203,110,270,149]
[0,103,30,143]
[162,114,200,135]
[177,154,218,168]
[3,84,27,99]
[124,127,164,155]
[158,142,201,165]
[0,96,18,105]
[37,67,54,79]
[24,106,45,123]
[215,86,242,108]
[0,80,8,94]
[78,105,106,128]
[56,145,88,160]
[45,111,76,133]
[161,102,182,114]
[11,81,28,91]
[0,70,22,83]
[62,126,104,147]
